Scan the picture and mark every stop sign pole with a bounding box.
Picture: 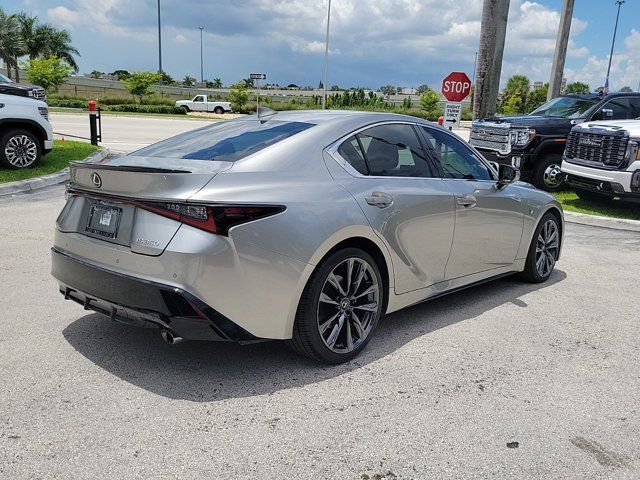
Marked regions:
[441,71,472,130]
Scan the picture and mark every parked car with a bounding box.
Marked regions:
[175,95,232,114]
[51,111,563,363]
[0,72,46,101]
[562,119,640,202]
[470,92,640,191]
[0,93,53,168]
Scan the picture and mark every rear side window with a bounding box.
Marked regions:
[336,123,433,177]
[134,120,314,162]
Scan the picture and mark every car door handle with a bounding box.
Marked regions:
[365,191,393,208]
[456,194,477,208]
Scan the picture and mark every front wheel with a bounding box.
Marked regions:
[289,248,384,363]
[520,212,560,283]
[180,105,190,113]
[0,129,42,169]
[533,154,564,191]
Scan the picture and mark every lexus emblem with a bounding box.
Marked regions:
[91,172,102,188]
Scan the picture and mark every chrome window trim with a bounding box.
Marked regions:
[325,120,443,180]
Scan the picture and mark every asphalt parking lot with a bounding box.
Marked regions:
[0,185,639,479]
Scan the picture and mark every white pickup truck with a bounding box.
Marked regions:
[175,95,232,114]
[562,120,640,202]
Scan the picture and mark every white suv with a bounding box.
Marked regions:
[561,120,640,202]
[0,93,53,168]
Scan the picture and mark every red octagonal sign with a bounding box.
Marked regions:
[441,72,472,102]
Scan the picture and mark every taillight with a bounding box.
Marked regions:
[135,201,285,235]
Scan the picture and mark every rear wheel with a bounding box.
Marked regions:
[520,212,560,283]
[180,105,190,113]
[289,247,384,363]
[574,187,613,203]
[0,129,41,169]
[533,154,564,191]
[213,106,224,114]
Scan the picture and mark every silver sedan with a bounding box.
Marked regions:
[52,110,563,363]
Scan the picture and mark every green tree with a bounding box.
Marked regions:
[90,70,103,79]
[211,77,223,88]
[379,85,396,98]
[23,56,72,92]
[619,86,633,93]
[123,71,161,102]
[158,71,175,85]
[415,83,430,95]
[419,88,440,113]
[228,82,249,112]
[109,69,130,80]
[182,75,196,87]
[499,75,531,114]
[527,83,548,112]
[0,8,24,80]
[565,81,590,94]
[330,84,340,91]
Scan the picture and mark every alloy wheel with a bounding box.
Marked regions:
[535,219,559,278]
[5,135,38,168]
[543,163,563,189]
[317,257,380,354]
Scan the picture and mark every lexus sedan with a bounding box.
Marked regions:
[52,110,563,363]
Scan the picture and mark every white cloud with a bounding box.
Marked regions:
[46,6,82,28]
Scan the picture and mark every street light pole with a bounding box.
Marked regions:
[199,27,204,86]
[604,0,624,93]
[322,0,332,109]
[157,0,163,81]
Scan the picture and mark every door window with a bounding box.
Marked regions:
[600,98,630,119]
[628,97,640,118]
[420,127,493,180]
[193,95,204,102]
[337,136,369,174]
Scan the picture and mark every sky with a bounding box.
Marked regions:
[2,0,639,91]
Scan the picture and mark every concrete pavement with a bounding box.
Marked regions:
[0,186,638,479]
[50,112,214,153]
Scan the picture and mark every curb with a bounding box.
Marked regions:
[564,210,640,233]
[0,148,111,197]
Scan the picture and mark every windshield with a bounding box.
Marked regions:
[134,119,315,162]
[529,96,598,118]
[0,73,12,83]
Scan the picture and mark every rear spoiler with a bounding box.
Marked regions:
[70,161,191,174]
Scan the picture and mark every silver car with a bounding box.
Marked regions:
[52,110,563,363]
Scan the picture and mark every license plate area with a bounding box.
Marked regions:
[86,203,122,239]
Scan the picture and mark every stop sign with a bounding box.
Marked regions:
[441,72,472,102]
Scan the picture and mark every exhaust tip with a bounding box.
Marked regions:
[160,329,184,345]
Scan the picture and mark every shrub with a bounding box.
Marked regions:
[105,104,186,114]
[46,97,87,108]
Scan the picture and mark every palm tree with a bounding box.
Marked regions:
[18,18,79,71]
[212,77,223,89]
[0,8,24,80]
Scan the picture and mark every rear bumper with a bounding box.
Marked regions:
[51,248,257,342]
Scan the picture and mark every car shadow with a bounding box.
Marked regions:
[63,270,566,402]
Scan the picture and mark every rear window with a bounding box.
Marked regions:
[134,120,315,162]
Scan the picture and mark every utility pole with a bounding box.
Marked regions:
[322,0,332,109]
[473,0,511,119]
[604,1,625,94]
[199,27,204,85]
[157,0,163,83]
[548,0,574,100]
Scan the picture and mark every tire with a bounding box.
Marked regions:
[0,129,42,169]
[520,212,560,283]
[180,105,190,113]
[288,247,385,363]
[533,154,564,191]
[574,187,613,203]
[213,106,224,114]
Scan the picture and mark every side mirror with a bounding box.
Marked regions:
[602,108,614,118]
[497,164,520,187]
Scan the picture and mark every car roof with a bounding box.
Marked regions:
[563,92,640,100]
[242,109,433,126]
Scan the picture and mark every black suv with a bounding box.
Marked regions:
[0,73,46,101]
[469,92,640,191]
